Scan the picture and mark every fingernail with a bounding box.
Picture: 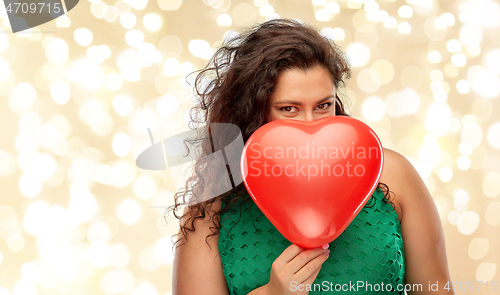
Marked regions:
[323,249,330,256]
[321,243,329,250]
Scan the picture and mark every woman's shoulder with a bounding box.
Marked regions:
[173,196,230,295]
[379,148,420,223]
[176,197,223,244]
[381,148,413,173]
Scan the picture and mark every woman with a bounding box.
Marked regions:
[170,19,453,295]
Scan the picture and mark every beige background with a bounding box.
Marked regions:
[0,0,499,294]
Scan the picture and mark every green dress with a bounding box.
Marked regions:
[218,187,406,294]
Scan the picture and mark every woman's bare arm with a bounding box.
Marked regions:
[171,196,328,295]
[382,149,454,295]
[172,197,230,295]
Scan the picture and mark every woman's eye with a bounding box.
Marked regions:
[279,103,332,113]
[280,106,298,113]
[316,103,331,110]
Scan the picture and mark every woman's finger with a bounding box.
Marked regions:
[287,247,328,275]
[274,244,304,268]
[293,249,329,284]
[301,265,322,286]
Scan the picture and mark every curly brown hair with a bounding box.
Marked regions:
[166,19,395,251]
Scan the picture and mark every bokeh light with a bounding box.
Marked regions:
[438,167,453,182]
[476,263,497,282]
[346,42,370,67]
[120,13,137,29]
[485,202,500,226]
[117,199,142,225]
[188,39,213,59]
[143,14,163,31]
[49,80,70,105]
[125,30,144,48]
[428,51,442,63]
[487,122,500,148]
[457,211,480,235]
[104,6,119,22]
[371,59,394,85]
[468,238,489,260]
[483,172,500,198]
[66,60,105,90]
[106,73,124,91]
[113,95,135,116]
[217,14,232,26]
[397,22,411,34]
[158,0,182,10]
[45,38,69,63]
[73,28,93,46]
[357,68,381,93]
[326,2,340,13]
[113,133,132,157]
[361,96,385,122]
[0,57,10,81]
[9,83,37,114]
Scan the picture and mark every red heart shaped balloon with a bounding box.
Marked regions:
[240,116,384,249]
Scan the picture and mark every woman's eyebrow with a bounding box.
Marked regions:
[272,95,335,105]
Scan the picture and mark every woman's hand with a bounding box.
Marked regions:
[262,243,330,295]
